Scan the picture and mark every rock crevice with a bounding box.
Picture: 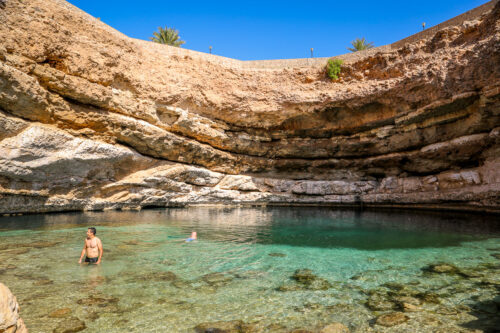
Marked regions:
[0,0,499,213]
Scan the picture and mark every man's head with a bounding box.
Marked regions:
[87,227,97,238]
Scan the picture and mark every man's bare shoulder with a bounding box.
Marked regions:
[95,237,102,244]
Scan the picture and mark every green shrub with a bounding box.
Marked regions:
[326,58,343,81]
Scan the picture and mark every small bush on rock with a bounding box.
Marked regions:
[326,58,343,81]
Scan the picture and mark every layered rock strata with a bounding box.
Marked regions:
[0,0,499,213]
[0,283,28,333]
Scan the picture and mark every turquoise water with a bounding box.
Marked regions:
[0,207,499,332]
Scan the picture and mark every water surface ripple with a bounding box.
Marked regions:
[0,207,499,332]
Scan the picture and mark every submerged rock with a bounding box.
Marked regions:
[366,294,396,311]
[202,272,234,286]
[320,323,350,333]
[49,308,72,318]
[34,278,54,286]
[422,263,460,274]
[170,300,194,311]
[294,302,324,313]
[393,296,421,312]
[490,253,500,260]
[381,282,405,291]
[194,320,256,333]
[292,269,317,284]
[171,279,194,289]
[76,294,119,307]
[268,252,287,257]
[52,317,86,333]
[293,269,332,290]
[458,269,483,278]
[307,278,332,290]
[131,270,178,282]
[264,323,287,332]
[375,312,409,327]
[154,271,178,281]
[415,292,441,304]
[85,311,100,321]
[278,269,332,291]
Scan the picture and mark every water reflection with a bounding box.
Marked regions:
[0,207,499,250]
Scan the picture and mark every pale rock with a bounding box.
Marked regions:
[320,322,350,333]
[0,283,28,333]
[218,175,259,191]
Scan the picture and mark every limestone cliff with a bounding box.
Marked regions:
[0,0,499,213]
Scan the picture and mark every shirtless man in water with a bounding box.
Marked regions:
[78,227,103,265]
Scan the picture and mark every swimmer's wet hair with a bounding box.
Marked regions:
[88,227,96,235]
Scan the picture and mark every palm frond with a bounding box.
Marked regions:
[150,26,185,47]
[347,37,374,52]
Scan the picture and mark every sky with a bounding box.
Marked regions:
[65,0,489,60]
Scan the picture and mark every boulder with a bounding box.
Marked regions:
[0,283,28,333]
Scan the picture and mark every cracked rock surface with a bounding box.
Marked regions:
[0,0,499,213]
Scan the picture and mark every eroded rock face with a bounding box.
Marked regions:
[0,0,499,213]
[0,283,28,333]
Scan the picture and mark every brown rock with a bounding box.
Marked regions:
[393,296,421,312]
[194,320,256,333]
[375,312,409,327]
[76,294,119,306]
[268,252,287,257]
[202,272,233,286]
[423,263,460,274]
[52,317,86,333]
[49,308,72,318]
[34,278,54,286]
[320,322,350,333]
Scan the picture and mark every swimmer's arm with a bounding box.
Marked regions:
[96,238,103,264]
[78,241,87,264]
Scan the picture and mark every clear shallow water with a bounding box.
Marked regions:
[0,207,499,332]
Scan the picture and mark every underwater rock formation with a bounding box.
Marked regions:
[0,0,499,213]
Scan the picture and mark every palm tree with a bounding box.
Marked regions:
[347,37,374,52]
[150,27,185,47]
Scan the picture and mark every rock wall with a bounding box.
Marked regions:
[0,0,499,213]
[0,283,28,333]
